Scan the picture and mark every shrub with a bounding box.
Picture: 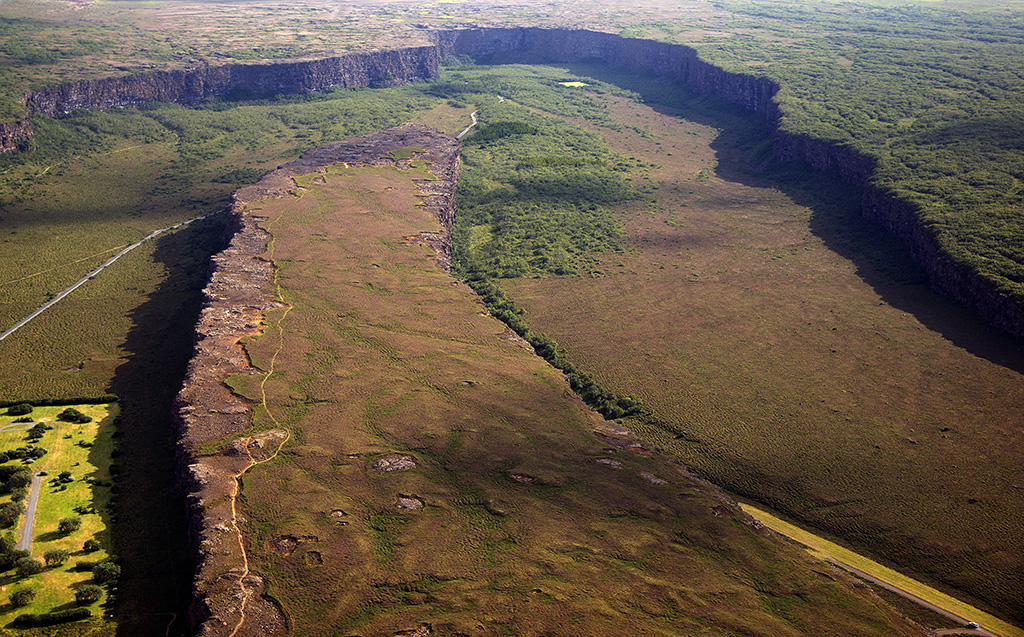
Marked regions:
[6,404,32,416]
[82,539,100,553]
[44,549,70,567]
[9,586,35,607]
[15,557,43,578]
[13,607,91,627]
[58,516,82,535]
[56,408,91,424]
[0,502,25,528]
[74,584,103,605]
[92,560,120,583]
[7,469,32,488]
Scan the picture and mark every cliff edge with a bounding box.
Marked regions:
[172,123,459,636]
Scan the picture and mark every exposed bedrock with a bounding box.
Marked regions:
[173,123,458,636]
[23,46,440,117]
[0,118,32,152]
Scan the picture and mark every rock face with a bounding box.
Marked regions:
[0,119,32,152]
[24,46,440,117]
[173,123,458,636]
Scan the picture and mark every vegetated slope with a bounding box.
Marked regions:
[174,126,924,636]
[454,64,1024,626]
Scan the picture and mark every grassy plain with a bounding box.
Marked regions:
[486,67,1024,625]
[0,403,116,627]
[221,156,923,635]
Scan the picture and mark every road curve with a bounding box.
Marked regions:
[456,110,478,139]
[0,210,219,343]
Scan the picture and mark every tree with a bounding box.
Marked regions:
[0,502,25,528]
[82,539,100,553]
[6,403,32,416]
[91,560,120,583]
[74,584,103,605]
[9,586,35,607]
[15,557,43,578]
[8,469,32,489]
[57,516,82,535]
[43,549,70,567]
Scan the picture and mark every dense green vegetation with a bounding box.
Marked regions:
[436,65,647,279]
[692,1,1024,300]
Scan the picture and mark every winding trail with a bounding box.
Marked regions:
[226,208,293,637]
[454,95,505,140]
[0,210,220,343]
[456,110,478,139]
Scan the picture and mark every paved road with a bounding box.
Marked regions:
[0,210,218,343]
[456,110,478,139]
[824,559,1000,637]
[15,473,43,551]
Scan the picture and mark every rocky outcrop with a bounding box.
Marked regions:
[0,119,32,153]
[173,123,458,636]
[23,46,440,117]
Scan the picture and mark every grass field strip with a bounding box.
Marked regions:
[227,208,293,637]
[0,209,222,343]
[738,503,1024,637]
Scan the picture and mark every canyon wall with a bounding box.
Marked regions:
[0,119,32,153]
[22,46,440,117]
[437,27,1024,338]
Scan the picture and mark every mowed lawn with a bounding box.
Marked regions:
[0,403,116,618]
[499,86,1024,625]
[220,155,922,635]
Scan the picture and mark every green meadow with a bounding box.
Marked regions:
[0,402,116,630]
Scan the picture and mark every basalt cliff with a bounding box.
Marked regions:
[5,27,1019,338]
[22,47,440,117]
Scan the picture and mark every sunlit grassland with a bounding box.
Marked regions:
[489,67,1024,626]
[214,158,921,635]
[0,403,115,616]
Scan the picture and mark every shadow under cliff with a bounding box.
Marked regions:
[107,212,230,637]
[558,62,1024,374]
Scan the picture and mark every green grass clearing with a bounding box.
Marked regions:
[0,403,116,617]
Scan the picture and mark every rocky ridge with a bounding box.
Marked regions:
[172,123,459,635]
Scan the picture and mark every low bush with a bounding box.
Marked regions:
[13,608,91,627]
